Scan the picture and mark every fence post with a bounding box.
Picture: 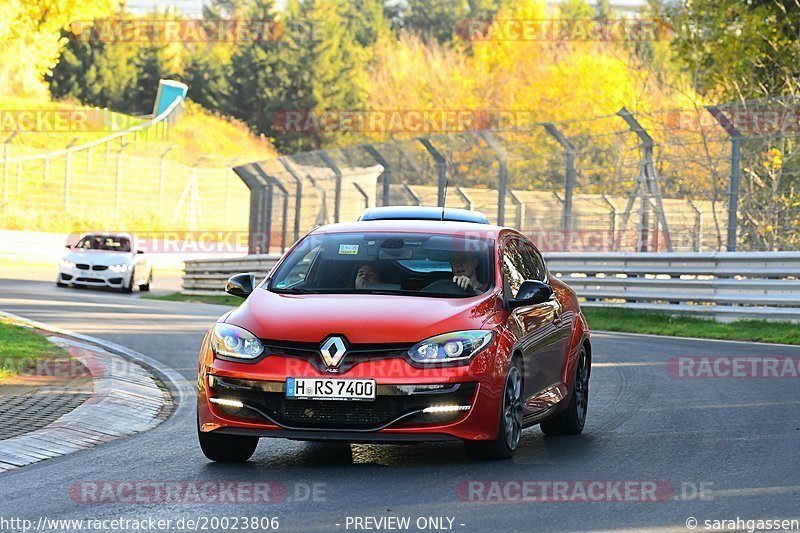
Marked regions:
[278,156,304,243]
[64,137,79,212]
[706,106,742,252]
[318,151,342,223]
[254,166,289,253]
[159,145,176,216]
[3,132,18,203]
[479,131,508,225]
[353,182,369,209]
[543,123,576,233]
[115,142,130,219]
[418,137,447,207]
[233,165,269,254]
[362,144,391,206]
[616,107,672,251]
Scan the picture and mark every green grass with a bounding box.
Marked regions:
[143,292,243,307]
[0,321,70,379]
[584,307,800,345]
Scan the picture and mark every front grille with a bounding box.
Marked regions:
[210,376,477,430]
[92,265,108,271]
[76,264,90,270]
[261,339,412,372]
[76,277,104,283]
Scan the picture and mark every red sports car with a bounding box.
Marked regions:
[197,207,591,461]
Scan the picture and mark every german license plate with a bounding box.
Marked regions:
[286,377,376,401]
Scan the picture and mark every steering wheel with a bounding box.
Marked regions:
[420,278,472,295]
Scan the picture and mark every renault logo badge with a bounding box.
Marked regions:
[320,336,347,369]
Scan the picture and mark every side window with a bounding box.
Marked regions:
[502,238,526,298]
[519,240,546,281]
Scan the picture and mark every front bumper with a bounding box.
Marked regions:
[58,266,127,288]
[198,344,504,442]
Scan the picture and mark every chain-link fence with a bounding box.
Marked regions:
[237,98,800,254]
[0,98,252,235]
[3,96,798,254]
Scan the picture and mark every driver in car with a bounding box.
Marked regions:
[354,263,381,289]
[450,251,486,293]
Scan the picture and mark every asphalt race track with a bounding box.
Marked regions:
[1,273,799,532]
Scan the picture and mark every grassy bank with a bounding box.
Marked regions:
[142,292,242,307]
[0,321,70,379]
[583,307,800,345]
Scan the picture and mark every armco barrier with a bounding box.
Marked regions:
[182,252,800,321]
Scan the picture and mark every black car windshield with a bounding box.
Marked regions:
[75,235,131,252]
[268,232,494,298]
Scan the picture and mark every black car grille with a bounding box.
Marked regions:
[260,339,412,372]
[76,264,90,270]
[92,265,108,271]
[209,376,477,430]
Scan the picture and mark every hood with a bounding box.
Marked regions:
[224,288,499,344]
[63,249,132,266]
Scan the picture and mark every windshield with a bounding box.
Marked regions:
[268,232,494,298]
[75,235,131,252]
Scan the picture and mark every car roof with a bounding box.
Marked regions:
[79,232,132,239]
[309,219,511,239]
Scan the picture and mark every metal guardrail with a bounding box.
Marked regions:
[182,254,281,294]
[182,252,800,321]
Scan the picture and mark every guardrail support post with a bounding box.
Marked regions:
[543,123,576,233]
[318,151,342,223]
[707,106,742,252]
[362,144,391,207]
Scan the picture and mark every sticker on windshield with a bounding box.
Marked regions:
[338,244,359,255]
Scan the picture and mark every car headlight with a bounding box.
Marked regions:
[60,259,76,268]
[108,264,128,273]
[408,330,493,364]
[210,323,264,360]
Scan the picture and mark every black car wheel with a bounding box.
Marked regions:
[197,416,258,462]
[464,357,523,460]
[540,346,589,436]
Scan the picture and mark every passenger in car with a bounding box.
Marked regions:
[354,263,381,289]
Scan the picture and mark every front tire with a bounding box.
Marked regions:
[139,271,152,292]
[464,357,523,461]
[540,346,589,436]
[122,268,134,293]
[197,419,258,462]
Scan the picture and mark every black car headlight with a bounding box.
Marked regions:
[210,323,264,360]
[408,330,493,364]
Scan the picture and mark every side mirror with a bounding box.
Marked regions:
[136,250,144,254]
[509,280,553,309]
[225,273,256,299]
[65,244,72,249]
